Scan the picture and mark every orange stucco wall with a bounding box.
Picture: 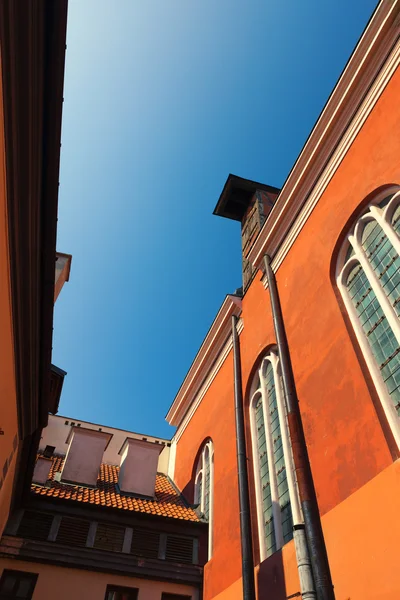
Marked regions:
[203,460,400,600]
[0,559,197,600]
[173,63,400,598]
[174,354,242,600]
[0,56,19,538]
[241,65,400,517]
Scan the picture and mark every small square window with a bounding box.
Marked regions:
[161,595,192,600]
[104,585,138,600]
[0,569,38,599]
[43,445,55,458]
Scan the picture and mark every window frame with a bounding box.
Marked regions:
[42,445,55,458]
[161,594,192,600]
[249,348,301,562]
[194,439,214,559]
[0,569,38,600]
[104,584,138,600]
[336,186,400,450]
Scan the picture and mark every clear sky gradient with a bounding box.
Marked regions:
[54,0,378,438]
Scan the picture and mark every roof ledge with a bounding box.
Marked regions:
[166,294,242,428]
[247,0,400,271]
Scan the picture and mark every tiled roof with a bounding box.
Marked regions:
[32,455,199,522]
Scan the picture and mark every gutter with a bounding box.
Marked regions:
[264,255,335,600]
[232,315,256,600]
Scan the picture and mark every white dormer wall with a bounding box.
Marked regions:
[61,427,112,486]
[32,456,53,484]
[118,438,162,497]
[39,414,171,475]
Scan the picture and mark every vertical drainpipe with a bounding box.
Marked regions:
[232,315,256,600]
[264,255,335,600]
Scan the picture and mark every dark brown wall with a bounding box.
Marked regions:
[0,57,19,537]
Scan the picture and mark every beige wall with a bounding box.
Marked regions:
[0,559,198,600]
[41,415,171,474]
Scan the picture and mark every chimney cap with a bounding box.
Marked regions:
[65,425,113,449]
[213,174,280,222]
[48,364,67,415]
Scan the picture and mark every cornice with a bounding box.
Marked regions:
[0,1,68,438]
[248,0,400,273]
[167,1,400,437]
[166,295,242,428]
[0,536,203,587]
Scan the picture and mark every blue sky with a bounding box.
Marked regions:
[54,0,378,438]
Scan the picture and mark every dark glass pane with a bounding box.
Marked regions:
[361,219,400,317]
[392,204,400,234]
[345,244,355,262]
[378,194,394,209]
[0,574,16,593]
[346,263,400,415]
[204,453,210,521]
[195,473,202,506]
[264,363,293,546]
[105,587,138,600]
[255,394,276,556]
[0,571,37,600]
[15,579,32,598]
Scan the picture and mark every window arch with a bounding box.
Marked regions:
[194,439,214,557]
[249,348,301,562]
[337,187,400,449]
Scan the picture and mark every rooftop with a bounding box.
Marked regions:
[213,173,280,222]
[32,455,200,523]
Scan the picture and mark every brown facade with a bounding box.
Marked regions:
[0,53,19,539]
[0,0,68,537]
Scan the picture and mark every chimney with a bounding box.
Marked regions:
[61,427,112,486]
[213,174,280,291]
[32,456,53,484]
[118,438,163,497]
[54,252,72,302]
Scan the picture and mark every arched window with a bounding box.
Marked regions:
[249,349,301,562]
[337,188,400,449]
[194,439,214,557]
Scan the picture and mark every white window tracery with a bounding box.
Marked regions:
[194,439,214,557]
[249,349,301,562]
[336,187,400,450]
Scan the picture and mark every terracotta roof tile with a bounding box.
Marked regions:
[32,455,199,523]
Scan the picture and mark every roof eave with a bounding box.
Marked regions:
[0,0,68,506]
[247,0,400,271]
[166,294,242,427]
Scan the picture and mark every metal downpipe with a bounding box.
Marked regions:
[294,524,317,600]
[263,255,335,600]
[232,315,257,600]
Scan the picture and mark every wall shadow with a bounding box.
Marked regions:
[257,548,293,600]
